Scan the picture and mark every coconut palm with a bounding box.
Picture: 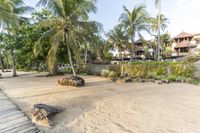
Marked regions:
[69,20,103,65]
[35,0,97,76]
[0,0,18,28]
[150,14,168,33]
[0,0,18,72]
[5,0,33,76]
[119,5,149,61]
[155,0,161,60]
[107,25,129,62]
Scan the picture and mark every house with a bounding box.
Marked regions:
[134,39,155,59]
[113,38,156,60]
[171,32,200,56]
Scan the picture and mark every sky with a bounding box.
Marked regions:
[24,0,200,38]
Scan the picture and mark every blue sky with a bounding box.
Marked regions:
[24,0,200,38]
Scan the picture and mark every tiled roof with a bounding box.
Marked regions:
[135,39,143,44]
[174,32,193,39]
[175,40,196,48]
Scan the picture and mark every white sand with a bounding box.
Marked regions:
[1,71,200,133]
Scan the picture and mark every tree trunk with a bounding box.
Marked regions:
[65,32,76,76]
[11,52,17,77]
[84,44,88,63]
[0,33,4,72]
[7,26,17,77]
[120,50,124,76]
[130,38,135,62]
[157,0,161,61]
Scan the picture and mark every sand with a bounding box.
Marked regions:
[1,71,200,133]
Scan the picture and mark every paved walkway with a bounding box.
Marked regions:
[0,90,39,133]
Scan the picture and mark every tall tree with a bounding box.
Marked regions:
[155,0,161,60]
[35,0,97,76]
[119,5,149,61]
[6,0,33,76]
[0,0,18,72]
[107,24,128,62]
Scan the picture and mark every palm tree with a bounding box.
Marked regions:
[0,0,18,27]
[155,0,161,60]
[150,14,168,33]
[119,5,149,61]
[0,0,18,72]
[6,0,33,76]
[35,0,97,76]
[107,25,128,62]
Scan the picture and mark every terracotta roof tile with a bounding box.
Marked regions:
[175,32,193,39]
[175,40,196,48]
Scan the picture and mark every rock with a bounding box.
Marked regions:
[116,76,125,83]
[30,104,62,128]
[125,77,133,82]
[138,79,146,82]
[155,80,162,84]
[162,80,170,84]
[147,79,155,82]
[57,76,85,87]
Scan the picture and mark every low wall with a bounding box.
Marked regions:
[194,61,200,78]
[88,64,110,74]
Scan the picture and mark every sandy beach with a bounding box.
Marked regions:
[1,72,200,133]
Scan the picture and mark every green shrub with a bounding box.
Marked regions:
[108,65,120,75]
[101,70,109,78]
[108,71,119,81]
[123,61,195,79]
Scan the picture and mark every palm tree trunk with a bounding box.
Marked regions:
[0,33,4,72]
[11,52,17,76]
[65,32,77,76]
[157,0,161,61]
[7,24,17,76]
[84,44,88,63]
[120,50,124,76]
[130,38,135,61]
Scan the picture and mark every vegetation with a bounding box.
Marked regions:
[119,5,149,61]
[103,61,198,84]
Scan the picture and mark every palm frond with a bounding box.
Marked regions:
[38,18,65,28]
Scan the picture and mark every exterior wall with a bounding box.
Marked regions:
[88,64,110,74]
[172,42,177,51]
[171,35,200,56]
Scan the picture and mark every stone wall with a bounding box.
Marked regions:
[88,64,110,74]
[194,61,200,78]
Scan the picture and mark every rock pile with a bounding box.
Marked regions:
[30,104,62,128]
[57,76,85,87]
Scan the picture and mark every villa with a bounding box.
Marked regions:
[171,32,200,56]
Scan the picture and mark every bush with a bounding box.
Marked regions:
[108,65,120,75]
[101,70,109,78]
[108,71,119,81]
[123,61,195,79]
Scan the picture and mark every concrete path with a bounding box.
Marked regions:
[0,90,39,133]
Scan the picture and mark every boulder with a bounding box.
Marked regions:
[116,77,125,83]
[147,79,155,82]
[162,80,170,84]
[125,76,133,82]
[30,104,62,128]
[57,76,85,87]
[155,80,163,84]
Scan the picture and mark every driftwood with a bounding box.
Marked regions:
[30,104,62,128]
[57,76,85,87]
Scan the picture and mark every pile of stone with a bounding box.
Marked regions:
[30,104,62,128]
[116,76,133,83]
[57,76,85,87]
